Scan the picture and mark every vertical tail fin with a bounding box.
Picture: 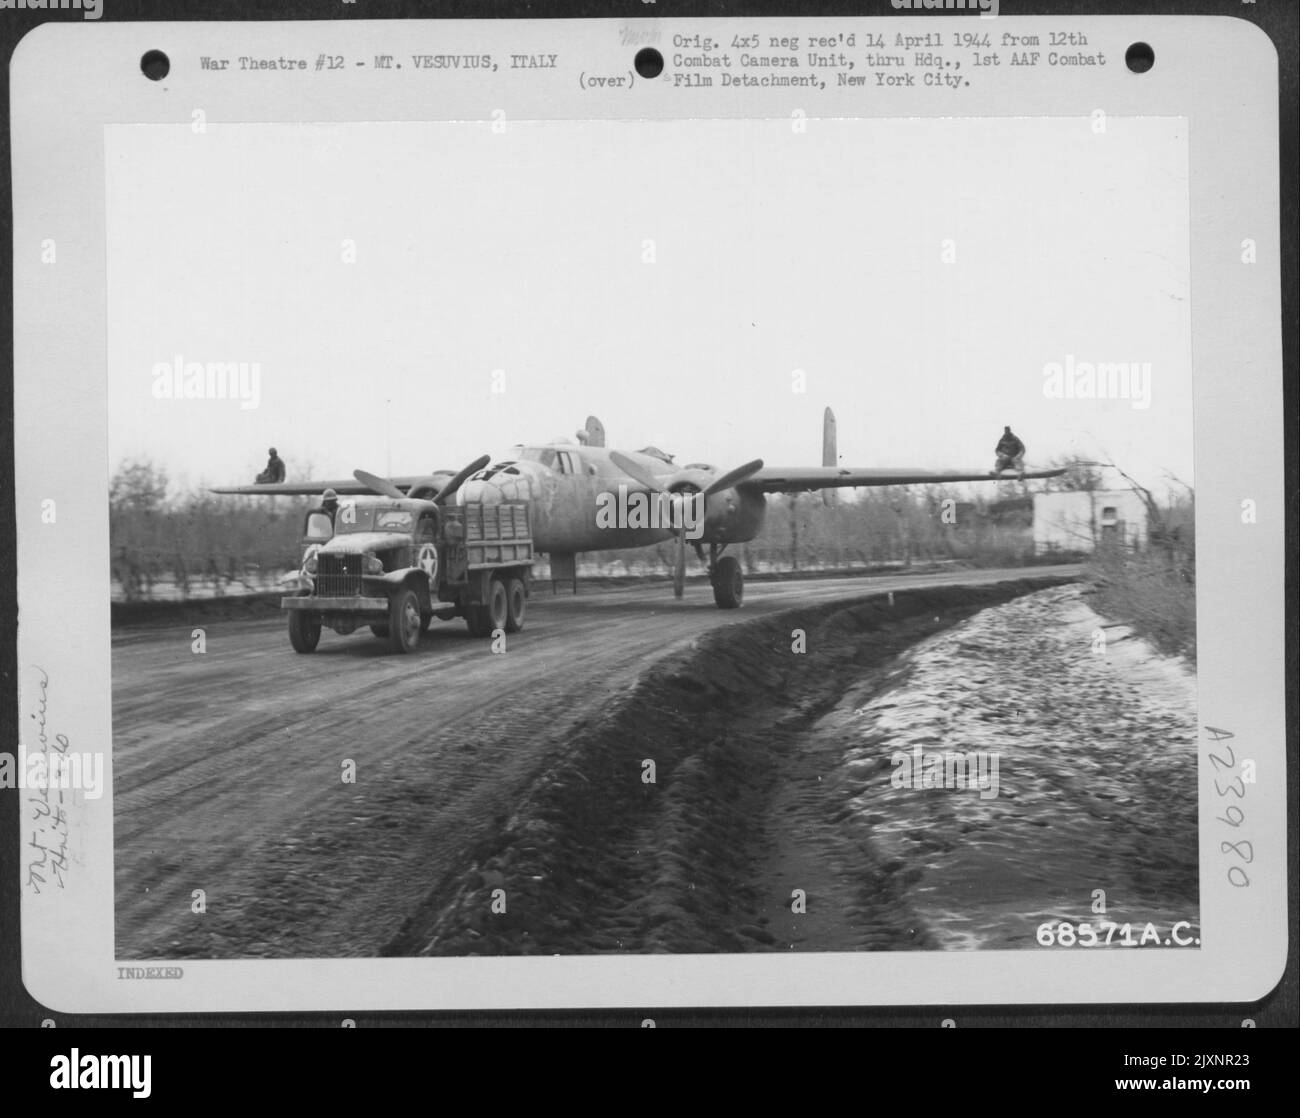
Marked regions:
[822,407,837,467]
[582,416,606,447]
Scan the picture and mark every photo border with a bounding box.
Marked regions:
[2,0,1294,1026]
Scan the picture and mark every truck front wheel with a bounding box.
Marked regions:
[388,588,422,654]
[288,608,321,653]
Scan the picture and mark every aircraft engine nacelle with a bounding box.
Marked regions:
[700,484,766,543]
[663,470,766,544]
[404,474,455,500]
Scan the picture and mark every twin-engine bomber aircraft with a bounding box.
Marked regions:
[213,411,1065,609]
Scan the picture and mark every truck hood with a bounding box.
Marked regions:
[319,532,413,555]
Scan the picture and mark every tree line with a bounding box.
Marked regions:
[108,456,1192,608]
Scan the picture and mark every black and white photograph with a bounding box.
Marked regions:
[103,111,1202,962]
[6,10,1289,1018]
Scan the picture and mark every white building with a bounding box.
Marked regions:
[1032,490,1149,555]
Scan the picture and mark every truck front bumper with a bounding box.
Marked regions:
[281,596,389,614]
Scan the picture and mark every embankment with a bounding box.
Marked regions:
[386,574,1083,956]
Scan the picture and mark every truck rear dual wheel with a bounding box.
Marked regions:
[464,576,514,638]
[464,607,489,637]
[486,577,510,633]
[388,588,423,654]
[505,577,526,633]
[288,608,322,653]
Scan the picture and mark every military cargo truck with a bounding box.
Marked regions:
[282,495,533,654]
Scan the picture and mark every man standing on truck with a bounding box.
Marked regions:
[993,426,1026,479]
[321,488,340,525]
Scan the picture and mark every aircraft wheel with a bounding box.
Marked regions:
[387,588,422,654]
[486,576,510,634]
[712,555,744,610]
[505,577,526,633]
[288,608,321,653]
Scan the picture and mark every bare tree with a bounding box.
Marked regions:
[1040,454,1106,493]
[110,459,169,513]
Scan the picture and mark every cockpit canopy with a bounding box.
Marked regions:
[515,447,556,468]
[510,448,591,476]
[470,461,525,480]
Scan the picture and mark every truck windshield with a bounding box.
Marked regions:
[335,507,414,533]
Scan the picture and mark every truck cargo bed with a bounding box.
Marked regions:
[447,503,534,569]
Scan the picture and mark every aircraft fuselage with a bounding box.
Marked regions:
[457,445,767,554]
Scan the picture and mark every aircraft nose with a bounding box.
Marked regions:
[459,469,533,504]
[459,477,491,504]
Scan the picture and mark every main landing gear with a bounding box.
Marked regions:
[696,542,744,609]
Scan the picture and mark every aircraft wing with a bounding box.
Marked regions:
[741,466,1067,494]
[210,476,434,497]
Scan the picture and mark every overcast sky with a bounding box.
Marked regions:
[105,116,1191,495]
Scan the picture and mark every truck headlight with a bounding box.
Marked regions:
[303,545,320,575]
[363,554,384,575]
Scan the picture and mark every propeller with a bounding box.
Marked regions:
[430,454,491,504]
[702,458,765,499]
[610,452,764,598]
[352,469,406,500]
[608,452,661,493]
[352,455,491,504]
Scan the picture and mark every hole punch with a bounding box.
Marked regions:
[140,50,170,81]
[1125,42,1154,74]
[634,48,664,79]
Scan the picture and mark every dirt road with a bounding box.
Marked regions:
[113,566,1078,959]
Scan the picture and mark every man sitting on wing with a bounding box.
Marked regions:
[255,447,286,485]
[993,426,1026,479]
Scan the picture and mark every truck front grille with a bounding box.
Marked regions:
[315,554,363,597]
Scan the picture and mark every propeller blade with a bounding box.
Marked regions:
[673,525,687,599]
[433,454,492,504]
[353,469,406,500]
[610,451,665,493]
[703,458,765,498]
